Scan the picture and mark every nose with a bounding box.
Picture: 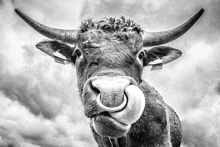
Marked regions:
[83,76,138,112]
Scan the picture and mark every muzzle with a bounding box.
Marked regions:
[82,76,145,137]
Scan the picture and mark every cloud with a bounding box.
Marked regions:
[0,0,95,147]
[0,87,94,147]
[0,0,220,147]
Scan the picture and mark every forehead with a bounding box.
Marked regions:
[76,17,144,53]
[81,39,134,64]
[79,17,143,34]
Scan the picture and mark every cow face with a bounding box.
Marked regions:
[15,8,204,146]
[36,22,182,138]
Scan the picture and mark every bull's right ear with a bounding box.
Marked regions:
[144,46,182,70]
[35,40,74,64]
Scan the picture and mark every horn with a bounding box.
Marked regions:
[15,8,78,44]
[143,8,204,47]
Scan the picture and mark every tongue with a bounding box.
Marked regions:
[109,85,145,125]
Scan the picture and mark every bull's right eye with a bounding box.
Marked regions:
[138,51,145,60]
[75,49,82,58]
[71,48,84,64]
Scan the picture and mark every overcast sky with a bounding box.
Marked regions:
[0,0,219,147]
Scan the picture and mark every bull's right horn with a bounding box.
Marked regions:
[15,8,78,44]
[143,8,204,47]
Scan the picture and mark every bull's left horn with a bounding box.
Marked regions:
[143,8,204,47]
[15,8,78,44]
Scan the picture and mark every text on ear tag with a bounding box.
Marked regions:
[151,64,163,70]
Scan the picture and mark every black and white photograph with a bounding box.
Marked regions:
[0,0,219,147]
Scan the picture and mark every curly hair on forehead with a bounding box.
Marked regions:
[80,16,144,34]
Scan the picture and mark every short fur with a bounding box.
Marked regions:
[80,17,143,34]
[36,17,182,147]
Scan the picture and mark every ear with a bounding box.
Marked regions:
[145,46,182,70]
[35,40,74,64]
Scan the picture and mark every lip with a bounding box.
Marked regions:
[95,113,129,127]
[92,113,130,138]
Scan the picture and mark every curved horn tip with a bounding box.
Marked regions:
[14,8,23,16]
[14,8,78,44]
[196,8,205,17]
[199,8,205,14]
[14,8,18,13]
[14,8,19,13]
[143,8,205,47]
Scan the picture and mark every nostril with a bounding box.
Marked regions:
[90,82,100,94]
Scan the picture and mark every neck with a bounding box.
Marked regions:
[109,136,128,147]
[109,138,120,147]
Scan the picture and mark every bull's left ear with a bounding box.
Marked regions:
[145,46,182,70]
[36,40,74,64]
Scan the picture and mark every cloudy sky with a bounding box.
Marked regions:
[0,0,219,147]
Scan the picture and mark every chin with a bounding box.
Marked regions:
[92,113,130,138]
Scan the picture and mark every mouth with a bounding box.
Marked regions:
[91,112,130,138]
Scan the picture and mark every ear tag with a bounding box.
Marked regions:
[148,58,163,70]
[54,56,65,64]
[53,51,71,65]
[148,58,163,65]
[54,51,67,59]
[151,64,163,70]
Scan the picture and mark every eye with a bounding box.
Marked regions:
[74,49,82,58]
[138,51,145,60]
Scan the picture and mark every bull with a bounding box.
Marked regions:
[15,8,204,147]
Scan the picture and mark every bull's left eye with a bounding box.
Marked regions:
[75,49,82,58]
[138,51,145,60]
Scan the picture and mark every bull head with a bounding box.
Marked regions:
[15,8,204,146]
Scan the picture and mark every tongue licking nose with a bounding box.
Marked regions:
[90,76,145,125]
